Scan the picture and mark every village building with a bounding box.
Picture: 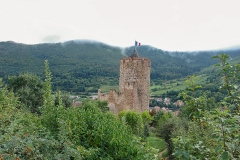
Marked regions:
[164,97,171,105]
[156,97,163,102]
[153,106,161,112]
[174,100,184,107]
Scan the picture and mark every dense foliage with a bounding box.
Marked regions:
[152,54,239,159]
[7,72,72,114]
[0,63,159,159]
[7,73,44,114]
[118,110,153,139]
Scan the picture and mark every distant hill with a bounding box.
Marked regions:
[220,44,240,51]
[0,40,239,93]
[0,40,123,77]
[124,46,240,79]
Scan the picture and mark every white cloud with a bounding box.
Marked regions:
[0,0,240,51]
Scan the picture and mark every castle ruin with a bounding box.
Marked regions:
[98,49,151,114]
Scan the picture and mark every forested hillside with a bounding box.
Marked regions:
[0,41,123,93]
[124,46,240,79]
[0,40,239,93]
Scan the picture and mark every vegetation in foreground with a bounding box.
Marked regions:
[159,54,239,159]
[0,60,160,159]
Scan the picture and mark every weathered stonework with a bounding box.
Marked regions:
[98,49,151,114]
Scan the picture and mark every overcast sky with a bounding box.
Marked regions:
[1,0,240,51]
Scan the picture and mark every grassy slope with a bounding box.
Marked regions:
[150,55,240,96]
[100,85,119,92]
[100,74,212,96]
[146,133,167,152]
[150,74,209,96]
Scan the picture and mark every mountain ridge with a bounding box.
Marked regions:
[0,40,239,93]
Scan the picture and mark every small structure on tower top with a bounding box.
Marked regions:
[130,49,139,58]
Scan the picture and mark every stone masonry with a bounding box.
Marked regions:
[98,49,151,114]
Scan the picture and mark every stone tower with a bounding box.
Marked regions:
[119,49,151,112]
[98,49,151,114]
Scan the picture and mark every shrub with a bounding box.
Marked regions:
[157,115,188,159]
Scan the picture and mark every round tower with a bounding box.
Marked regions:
[119,49,151,112]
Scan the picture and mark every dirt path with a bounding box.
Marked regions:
[159,148,167,158]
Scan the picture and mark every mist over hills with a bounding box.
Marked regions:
[0,40,239,93]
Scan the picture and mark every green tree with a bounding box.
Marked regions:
[141,110,153,125]
[179,75,218,120]
[118,110,127,120]
[8,73,44,114]
[172,54,240,159]
[152,110,164,126]
[41,60,60,138]
[212,54,240,113]
[0,78,19,135]
[54,90,72,108]
[157,114,188,159]
[43,60,54,109]
[119,110,144,137]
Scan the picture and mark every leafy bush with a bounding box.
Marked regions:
[157,115,188,159]
[172,110,240,159]
[0,134,85,159]
[1,96,158,159]
[118,110,144,137]
[172,54,240,159]
[152,110,164,126]
[141,110,153,125]
[8,73,44,114]
[0,62,159,159]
